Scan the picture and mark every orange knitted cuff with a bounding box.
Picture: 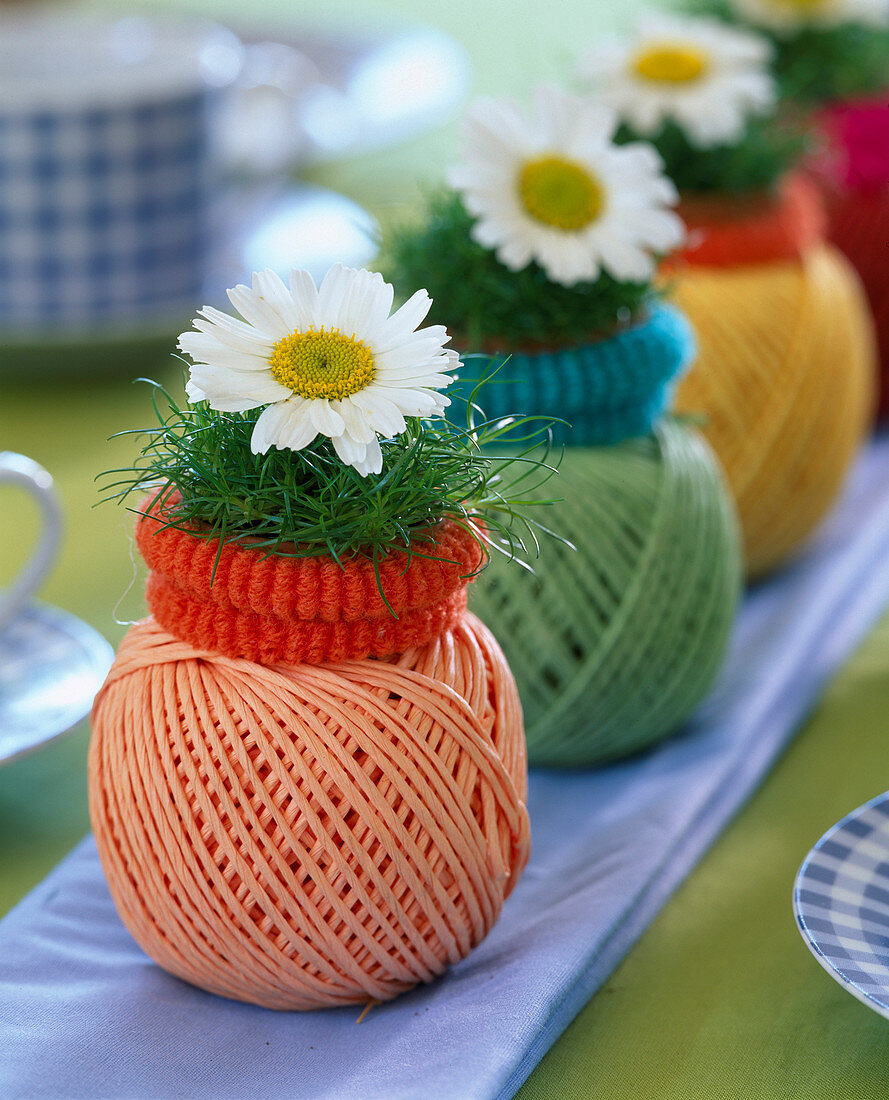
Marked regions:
[671,174,826,268]
[135,496,486,665]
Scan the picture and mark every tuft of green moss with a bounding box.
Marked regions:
[100,381,561,580]
[771,24,889,104]
[616,115,808,196]
[383,191,659,349]
[690,0,889,103]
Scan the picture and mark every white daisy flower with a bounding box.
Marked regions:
[178,265,457,477]
[447,85,685,287]
[730,0,888,34]
[578,14,776,148]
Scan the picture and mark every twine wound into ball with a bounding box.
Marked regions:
[468,420,741,768]
[671,242,875,577]
[89,612,529,1011]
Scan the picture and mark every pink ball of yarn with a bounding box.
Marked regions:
[89,613,529,1011]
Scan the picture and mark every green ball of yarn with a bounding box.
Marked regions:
[470,419,742,768]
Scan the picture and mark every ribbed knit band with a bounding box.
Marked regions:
[448,302,694,448]
[136,497,485,665]
[674,173,825,268]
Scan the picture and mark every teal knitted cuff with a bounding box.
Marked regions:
[449,302,695,447]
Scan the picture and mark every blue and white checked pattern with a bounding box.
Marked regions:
[0,91,212,334]
[794,792,889,1020]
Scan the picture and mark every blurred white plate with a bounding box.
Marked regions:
[221,24,469,174]
[0,603,114,766]
[206,181,378,301]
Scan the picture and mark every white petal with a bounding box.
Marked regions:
[309,400,346,437]
[375,387,448,417]
[317,263,357,323]
[332,434,383,477]
[226,282,285,337]
[187,364,290,411]
[192,306,274,349]
[594,233,657,282]
[461,96,537,160]
[384,288,433,337]
[178,332,272,372]
[622,92,669,137]
[326,266,394,342]
[373,369,454,391]
[359,437,383,476]
[374,337,454,373]
[623,208,686,252]
[534,85,617,147]
[276,407,320,451]
[189,319,274,357]
[332,399,377,444]
[249,268,303,332]
[534,234,599,286]
[252,402,305,454]
[330,431,365,463]
[184,379,207,403]
[345,389,407,436]
[493,234,535,272]
[286,268,321,330]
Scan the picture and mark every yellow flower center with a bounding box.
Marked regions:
[632,44,709,84]
[518,156,605,231]
[268,327,375,401]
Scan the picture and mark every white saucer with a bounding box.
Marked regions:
[223,23,470,172]
[205,181,378,304]
[0,603,114,767]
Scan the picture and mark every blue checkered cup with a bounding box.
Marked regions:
[0,12,241,347]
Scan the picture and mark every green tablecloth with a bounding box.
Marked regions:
[4,1,889,1095]
[519,609,889,1099]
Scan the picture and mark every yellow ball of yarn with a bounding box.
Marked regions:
[671,243,875,577]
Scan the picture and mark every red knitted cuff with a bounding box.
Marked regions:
[135,496,485,665]
[671,174,826,268]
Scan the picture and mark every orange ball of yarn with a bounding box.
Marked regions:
[89,612,529,1011]
[668,177,876,577]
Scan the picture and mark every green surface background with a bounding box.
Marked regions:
[3,0,889,1096]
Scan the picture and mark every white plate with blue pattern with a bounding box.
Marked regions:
[794,792,889,1020]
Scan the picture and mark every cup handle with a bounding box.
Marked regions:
[0,452,62,634]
